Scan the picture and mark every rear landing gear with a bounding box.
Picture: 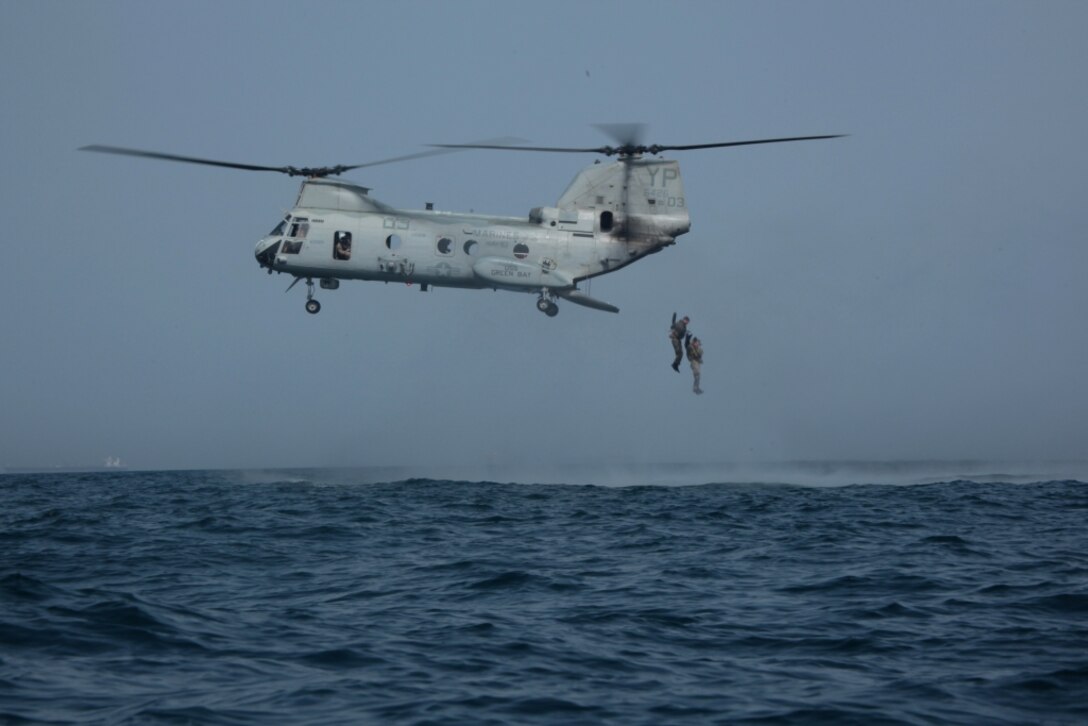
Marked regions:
[536,291,559,317]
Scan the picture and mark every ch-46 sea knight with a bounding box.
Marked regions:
[81,126,841,316]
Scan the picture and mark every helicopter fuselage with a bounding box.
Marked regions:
[255,158,691,315]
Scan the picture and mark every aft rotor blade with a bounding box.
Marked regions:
[650,135,846,153]
[593,122,646,148]
[430,142,611,154]
[431,134,845,157]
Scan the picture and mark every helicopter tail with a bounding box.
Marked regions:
[556,158,690,243]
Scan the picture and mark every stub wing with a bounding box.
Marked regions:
[471,257,619,313]
[557,289,619,314]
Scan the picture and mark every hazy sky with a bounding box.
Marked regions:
[2,1,1085,471]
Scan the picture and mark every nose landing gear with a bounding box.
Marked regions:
[304,278,321,314]
[286,277,322,314]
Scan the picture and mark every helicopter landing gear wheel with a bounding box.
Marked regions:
[536,291,559,317]
[304,278,320,314]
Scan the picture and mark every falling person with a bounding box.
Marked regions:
[668,313,689,371]
[685,333,703,395]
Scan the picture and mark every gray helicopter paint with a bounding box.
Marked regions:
[256,159,692,313]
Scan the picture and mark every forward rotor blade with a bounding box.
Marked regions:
[80,145,296,174]
[344,136,527,171]
[84,137,528,178]
[340,148,461,171]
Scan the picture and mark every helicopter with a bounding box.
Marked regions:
[81,127,842,316]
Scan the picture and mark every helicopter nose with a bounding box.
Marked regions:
[255,237,281,269]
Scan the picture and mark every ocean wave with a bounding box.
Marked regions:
[151,460,1088,489]
[2,470,1086,724]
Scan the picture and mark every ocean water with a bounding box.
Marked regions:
[2,464,1087,725]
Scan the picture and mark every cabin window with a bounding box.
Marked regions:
[600,211,614,233]
[513,243,529,260]
[386,233,402,250]
[334,231,352,260]
[436,237,453,255]
[463,239,478,255]
[288,218,309,238]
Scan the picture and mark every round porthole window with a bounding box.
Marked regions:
[513,243,529,259]
[437,237,453,254]
[386,234,402,250]
[463,239,478,255]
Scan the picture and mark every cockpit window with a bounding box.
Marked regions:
[270,219,287,236]
[288,218,309,238]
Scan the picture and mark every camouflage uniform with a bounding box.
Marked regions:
[668,314,689,371]
[685,335,703,394]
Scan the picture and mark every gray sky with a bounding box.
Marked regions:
[2,1,1086,471]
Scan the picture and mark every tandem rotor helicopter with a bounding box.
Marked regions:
[82,126,842,316]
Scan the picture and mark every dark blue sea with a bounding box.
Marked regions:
[3,463,1087,725]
